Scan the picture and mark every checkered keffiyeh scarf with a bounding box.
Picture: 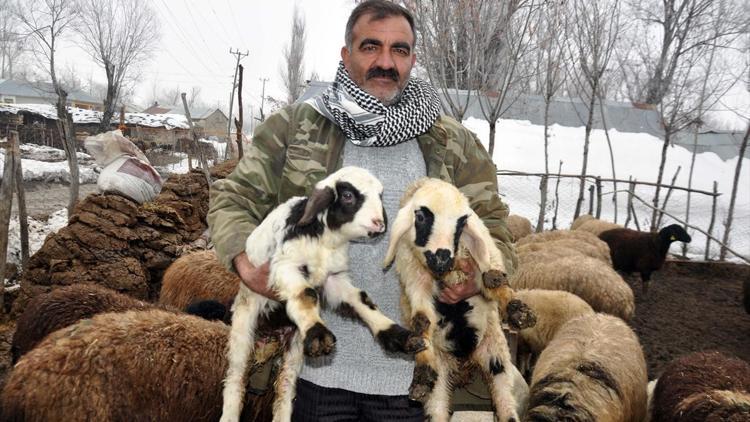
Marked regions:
[306,61,441,147]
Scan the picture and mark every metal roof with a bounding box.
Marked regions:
[0,79,100,104]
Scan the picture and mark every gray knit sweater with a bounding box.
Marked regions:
[298,138,426,395]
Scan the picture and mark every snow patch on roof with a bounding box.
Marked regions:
[0,103,189,129]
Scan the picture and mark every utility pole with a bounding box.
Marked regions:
[258,77,269,123]
[227,48,248,148]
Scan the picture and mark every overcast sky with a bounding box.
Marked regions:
[57,0,355,114]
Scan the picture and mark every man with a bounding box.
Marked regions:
[208,1,516,420]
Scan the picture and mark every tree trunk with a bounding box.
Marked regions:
[552,161,562,230]
[11,131,29,268]
[536,175,548,233]
[598,95,617,222]
[54,89,80,216]
[99,62,117,134]
[235,64,245,159]
[720,124,750,260]
[574,87,598,219]
[488,120,496,157]
[651,130,672,231]
[0,136,17,315]
[684,126,699,257]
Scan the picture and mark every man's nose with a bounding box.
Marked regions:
[374,49,396,71]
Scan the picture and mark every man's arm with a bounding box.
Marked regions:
[207,109,290,272]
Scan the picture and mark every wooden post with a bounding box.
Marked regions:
[595,176,602,219]
[536,174,548,233]
[11,131,28,268]
[587,184,595,215]
[656,166,681,229]
[234,64,245,160]
[552,161,563,230]
[0,135,17,314]
[720,124,749,260]
[705,181,718,260]
[181,93,211,184]
[625,177,634,228]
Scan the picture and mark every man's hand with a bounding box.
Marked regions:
[233,252,278,301]
[437,258,480,304]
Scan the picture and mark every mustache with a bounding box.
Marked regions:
[366,67,399,81]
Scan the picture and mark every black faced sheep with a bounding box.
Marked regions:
[525,313,648,422]
[2,309,278,422]
[221,166,423,422]
[651,350,750,422]
[10,283,227,364]
[383,177,528,422]
[598,224,691,292]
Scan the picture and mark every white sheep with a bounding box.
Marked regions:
[510,255,635,321]
[516,238,612,266]
[221,166,423,422]
[526,313,648,422]
[571,214,623,235]
[383,177,525,422]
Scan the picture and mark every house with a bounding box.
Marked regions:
[143,102,229,139]
[0,79,102,110]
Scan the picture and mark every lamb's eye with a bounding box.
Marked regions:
[341,190,355,205]
[415,209,425,224]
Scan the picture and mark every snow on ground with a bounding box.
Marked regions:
[0,143,100,184]
[464,118,750,261]
[6,208,69,268]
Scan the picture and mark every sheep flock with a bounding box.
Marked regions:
[1,174,745,422]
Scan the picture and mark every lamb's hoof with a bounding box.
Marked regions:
[506,299,537,330]
[377,324,427,354]
[303,322,336,357]
[483,269,508,288]
[409,364,438,403]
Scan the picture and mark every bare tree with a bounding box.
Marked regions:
[721,124,749,260]
[567,0,622,220]
[15,0,79,216]
[281,4,306,104]
[531,0,568,231]
[77,0,160,133]
[475,0,538,157]
[410,0,481,120]
[0,0,24,78]
[188,85,202,108]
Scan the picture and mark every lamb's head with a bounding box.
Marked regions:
[298,166,386,240]
[383,178,493,278]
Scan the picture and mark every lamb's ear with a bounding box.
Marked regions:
[383,203,413,268]
[299,186,335,226]
[460,212,492,272]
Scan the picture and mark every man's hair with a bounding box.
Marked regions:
[345,1,417,51]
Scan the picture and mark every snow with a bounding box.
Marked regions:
[6,209,69,270]
[0,143,101,184]
[463,118,750,262]
[0,103,189,129]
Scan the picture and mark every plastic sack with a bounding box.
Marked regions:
[84,130,149,167]
[98,156,162,203]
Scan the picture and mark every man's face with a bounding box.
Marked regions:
[341,14,416,106]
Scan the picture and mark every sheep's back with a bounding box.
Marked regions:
[599,228,661,273]
[651,350,750,422]
[510,256,634,320]
[517,238,611,266]
[159,250,239,310]
[2,309,232,422]
[11,284,152,363]
[506,214,533,242]
[527,313,647,422]
[575,219,623,236]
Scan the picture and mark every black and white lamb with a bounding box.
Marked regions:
[220,166,423,422]
[383,177,529,422]
[598,224,691,292]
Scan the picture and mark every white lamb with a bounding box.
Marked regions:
[383,177,526,422]
[221,166,423,422]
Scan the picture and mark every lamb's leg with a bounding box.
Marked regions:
[271,331,304,422]
[422,356,452,422]
[323,272,425,353]
[402,286,441,403]
[275,270,335,357]
[471,309,520,422]
[221,289,265,422]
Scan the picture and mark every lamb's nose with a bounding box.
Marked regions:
[372,219,385,233]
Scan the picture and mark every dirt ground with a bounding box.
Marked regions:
[11,182,99,219]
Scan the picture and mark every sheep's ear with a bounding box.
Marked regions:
[299,186,335,226]
[460,212,492,272]
[383,203,413,268]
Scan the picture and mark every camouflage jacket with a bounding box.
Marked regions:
[208,102,517,274]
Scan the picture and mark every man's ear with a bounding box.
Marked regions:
[299,186,335,226]
[341,46,350,67]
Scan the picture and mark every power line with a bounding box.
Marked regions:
[225,0,249,49]
[182,0,223,67]
[156,0,223,76]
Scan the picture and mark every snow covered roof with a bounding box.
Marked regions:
[142,104,225,120]
[0,79,100,104]
[0,103,189,130]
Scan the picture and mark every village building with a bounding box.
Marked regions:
[0,79,102,110]
[143,103,229,140]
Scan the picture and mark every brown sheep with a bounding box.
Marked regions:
[510,255,635,321]
[159,250,240,310]
[506,214,533,242]
[651,350,750,422]
[2,309,277,422]
[526,313,648,422]
[11,283,228,364]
